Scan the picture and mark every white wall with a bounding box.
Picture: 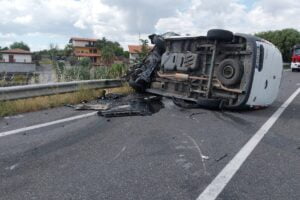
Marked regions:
[73,40,88,47]
[72,40,95,47]
[2,54,32,63]
[130,53,140,62]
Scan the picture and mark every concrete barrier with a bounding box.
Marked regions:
[0,63,36,73]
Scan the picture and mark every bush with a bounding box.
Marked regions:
[79,57,92,68]
[93,64,128,79]
[64,65,91,81]
[255,28,300,62]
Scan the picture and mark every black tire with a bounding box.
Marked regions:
[207,29,233,42]
[216,59,243,86]
[129,79,146,93]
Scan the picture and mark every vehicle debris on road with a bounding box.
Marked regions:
[98,94,163,117]
[70,92,164,118]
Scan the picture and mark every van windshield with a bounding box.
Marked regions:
[294,48,300,55]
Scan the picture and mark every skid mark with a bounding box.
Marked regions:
[108,146,127,164]
[183,133,210,175]
[5,163,19,170]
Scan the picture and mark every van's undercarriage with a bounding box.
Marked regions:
[129,29,256,109]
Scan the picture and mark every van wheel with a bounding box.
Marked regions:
[207,29,233,42]
[216,59,243,86]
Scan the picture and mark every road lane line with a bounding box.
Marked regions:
[197,87,300,200]
[0,112,97,138]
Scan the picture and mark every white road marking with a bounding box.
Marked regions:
[197,87,300,200]
[0,112,98,138]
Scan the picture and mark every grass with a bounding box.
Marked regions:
[39,58,53,65]
[0,85,134,117]
[105,82,134,94]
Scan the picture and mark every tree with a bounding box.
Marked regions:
[95,37,127,65]
[255,28,300,62]
[139,39,150,60]
[10,41,30,51]
[101,46,115,66]
[49,43,58,60]
[0,46,8,50]
[64,44,73,57]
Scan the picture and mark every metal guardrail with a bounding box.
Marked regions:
[0,79,123,101]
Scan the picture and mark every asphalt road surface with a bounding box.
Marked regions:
[0,71,299,200]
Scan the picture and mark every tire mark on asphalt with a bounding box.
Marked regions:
[108,146,126,164]
[183,133,210,175]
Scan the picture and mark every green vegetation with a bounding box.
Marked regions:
[95,37,129,66]
[136,39,151,63]
[93,64,128,79]
[0,74,38,87]
[0,89,105,117]
[52,57,128,81]
[255,28,300,62]
[0,85,133,117]
[0,46,8,51]
[9,41,30,51]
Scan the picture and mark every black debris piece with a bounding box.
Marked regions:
[215,154,228,162]
[98,94,163,118]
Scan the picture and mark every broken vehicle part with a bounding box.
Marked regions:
[97,94,163,118]
[129,29,283,109]
[129,34,166,92]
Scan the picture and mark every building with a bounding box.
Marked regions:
[0,48,36,80]
[128,45,153,63]
[0,48,32,63]
[128,45,143,61]
[69,37,101,65]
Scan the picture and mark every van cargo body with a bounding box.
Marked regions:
[129,30,283,109]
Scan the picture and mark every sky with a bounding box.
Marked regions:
[0,0,299,51]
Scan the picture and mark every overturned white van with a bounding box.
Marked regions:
[129,29,283,109]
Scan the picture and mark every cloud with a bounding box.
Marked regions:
[0,0,299,51]
[13,15,33,25]
[102,0,187,34]
[155,0,300,35]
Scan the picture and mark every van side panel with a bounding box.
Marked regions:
[246,41,283,107]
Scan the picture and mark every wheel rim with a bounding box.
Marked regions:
[222,65,235,79]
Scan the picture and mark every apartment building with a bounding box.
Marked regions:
[69,37,101,65]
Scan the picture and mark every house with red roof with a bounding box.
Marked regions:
[0,48,36,76]
[128,45,153,63]
[0,48,33,63]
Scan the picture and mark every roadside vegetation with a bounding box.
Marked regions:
[255,28,300,62]
[0,85,134,117]
[0,73,39,87]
